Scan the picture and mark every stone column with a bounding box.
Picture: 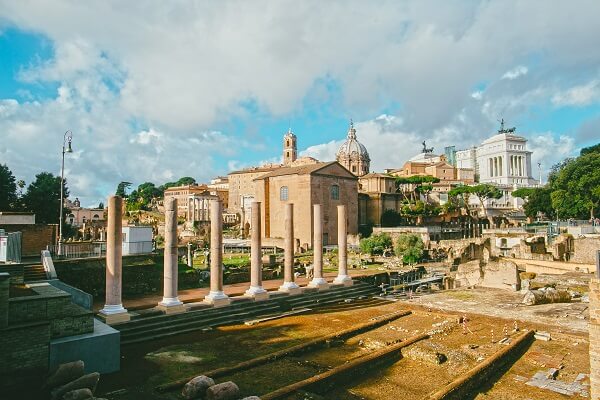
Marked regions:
[187,242,193,268]
[279,203,301,294]
[99,196,130,324]
[240,205,246,239]
[333,205,352,286]
[309,204,329,290]
[0,272,9,329]
[204,199,230,307]
[245,202,269,300]
[158,198,185,314]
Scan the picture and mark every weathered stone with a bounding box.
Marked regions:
[405,345,447,365]
[206,381,240,400]
[62,388,93,400]
[522,288,571,305]
[241,397,261,400]
[51,372,100,400]
[45,360,85,389]
[181,375,215,400]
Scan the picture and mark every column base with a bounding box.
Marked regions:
[245,286,270,301]
[279,281,303,295]
[98,304,130,324]
[157,298,187,314]
[204,291,231,307]
[308,278,330,291]
[333,275,353,286]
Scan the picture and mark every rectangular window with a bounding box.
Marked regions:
[331,185,339,200]
[280,186,288,201]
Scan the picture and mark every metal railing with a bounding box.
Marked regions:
[48,241,107,259]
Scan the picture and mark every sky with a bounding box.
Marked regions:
[1,1,599,207]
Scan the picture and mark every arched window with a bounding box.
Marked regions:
[280,186,288,201]
[92,214,100,221]
[331,185,339,200]
[68,214,75,224]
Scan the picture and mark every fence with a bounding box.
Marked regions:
[47,242,107,259]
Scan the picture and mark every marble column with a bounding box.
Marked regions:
[99,196,130,324]
[279,203,301,294]
[333,205,352,286]
[240,205,246,239]
[245,202,269,300]
[158,198,185,314]
[187,242,193,268]
[204,199,230,307]
[309,204,329,290]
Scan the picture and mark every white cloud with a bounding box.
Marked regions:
[551,79,600,106]
[501,65,528,80]
[528,133,577,181]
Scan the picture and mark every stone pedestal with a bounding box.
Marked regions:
[204,199,231,307]
[333,205,353,286]
[99,196,130,324]
[245,202,269,301]
[279,203,302,295]
[309,204,329,290]
[158,198,185,314]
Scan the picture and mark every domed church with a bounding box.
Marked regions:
[336,120,370,176]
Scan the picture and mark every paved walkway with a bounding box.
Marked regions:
[92,269,382,312]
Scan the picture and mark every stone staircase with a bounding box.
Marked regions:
[23,264,47,282]
[116,281,381,345]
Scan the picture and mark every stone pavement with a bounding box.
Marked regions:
[92,270,380,312]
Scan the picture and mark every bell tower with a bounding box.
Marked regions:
[283,128,297,166]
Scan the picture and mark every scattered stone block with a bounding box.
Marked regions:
[405,345,447,364]
[181,375,215,400]
[62,388,93,400]
[534,331,552,341]
[206,381,240,400]
[51,372,100,400]
[45,360,85,389]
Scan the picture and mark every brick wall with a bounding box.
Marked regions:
[0,224,57,257]
[0,320,50,375]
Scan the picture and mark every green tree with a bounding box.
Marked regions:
[381,209,402,227]
[127,181,163,211]
[115,181,132,198]
[359,233,392,255]
[176,176,196,186]
[98,202,104,209]
[448,185,473,215]
[550,153,600,219]
[470,184,503,219]
[22,172,68,224]
[0,164,18,210]
[394,234,424,264]
[512,187,555,219]
[581,143,600,156]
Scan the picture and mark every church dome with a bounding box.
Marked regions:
[336,120,370,176]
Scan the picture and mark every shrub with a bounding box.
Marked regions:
[394,234,424,264]
[359,233,392,255]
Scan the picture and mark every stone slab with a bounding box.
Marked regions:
[50,319,120,374]
[156,304,187,315]
[97,312,130,325]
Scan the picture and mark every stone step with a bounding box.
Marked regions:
[23,264,47,282]
[120,303,282,335]
[117,282,380,345]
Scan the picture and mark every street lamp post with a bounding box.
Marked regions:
[58,130,73,257]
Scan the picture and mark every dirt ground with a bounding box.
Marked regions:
[97,286,591,400]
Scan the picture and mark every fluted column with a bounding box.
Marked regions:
[279,203,301,294]
[245,202,269,300]
[158,198,185,313]
[333,205,352,286]
[99,196,130,323]
[309,204,329,290]
[204,199,231,307]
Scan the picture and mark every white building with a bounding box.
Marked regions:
[122,226,153,255]
[455,121,539,219]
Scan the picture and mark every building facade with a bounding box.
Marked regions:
[65,198,105,227]
[254,161,358,248]
[163,184,210,217]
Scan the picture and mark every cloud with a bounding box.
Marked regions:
[528,133,577,180]
[1,1,600,204]
[551,79,600,106]
[501,66,528,80]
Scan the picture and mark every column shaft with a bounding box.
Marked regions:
[246,202,267,298]
[309,204,328,289]
[334,205,352,285]
[100,196,129,322]
[280,203,300,293]
[204,199,230,306]
[159,198,183,309]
